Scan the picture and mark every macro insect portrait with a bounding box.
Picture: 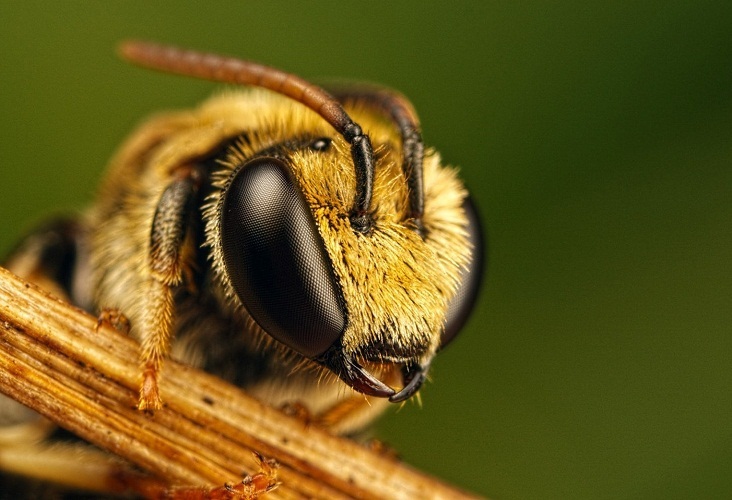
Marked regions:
[0,41,484,497]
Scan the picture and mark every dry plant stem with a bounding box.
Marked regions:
[0,266,478,499]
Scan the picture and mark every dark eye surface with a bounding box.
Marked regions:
[220,157,346,358]
[441,195,485,348]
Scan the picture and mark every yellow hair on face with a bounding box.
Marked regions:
[202,90,471,368]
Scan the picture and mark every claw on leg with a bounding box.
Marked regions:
[279,401,313,427]
[138,361,164,411]
[207,452,279,500]
[156,452,279,500]
[96,307,131,334]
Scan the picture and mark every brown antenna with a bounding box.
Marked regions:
[118,40,374,232]
[328,85,425,232]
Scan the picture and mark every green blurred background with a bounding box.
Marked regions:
[2,2,731,498]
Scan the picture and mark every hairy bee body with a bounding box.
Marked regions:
[0,43,482,496]
[90,90,432,431]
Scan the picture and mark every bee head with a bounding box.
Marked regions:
[210,103,483,403]
[120,41,484,402]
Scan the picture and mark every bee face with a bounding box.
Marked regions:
[203,95,483,402]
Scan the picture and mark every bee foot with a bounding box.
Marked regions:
[95,307,131,335]
[279,401,313,426]
[163,452,279,499]
[138,365,163,411]
[364,438,400,460]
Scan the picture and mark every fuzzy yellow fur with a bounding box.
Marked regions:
[86,88,471,430]
[202,91,471,365]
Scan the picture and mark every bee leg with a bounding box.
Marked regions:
[312,395,387,434]
[153,452,279,500]
[364,438,400,460]
[279,401,314,426]
[96,307,131,334]
[138,168,201,411]
[0,420,146,495]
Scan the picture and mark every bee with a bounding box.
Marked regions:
[0,41,484,495]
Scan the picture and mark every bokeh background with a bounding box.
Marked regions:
[2,2,731,498]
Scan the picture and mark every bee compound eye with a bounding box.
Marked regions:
[441,195,485,349]
[220,157,346,358]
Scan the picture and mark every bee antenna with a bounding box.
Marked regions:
[118,40,374,233]
[328,85,425,233]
